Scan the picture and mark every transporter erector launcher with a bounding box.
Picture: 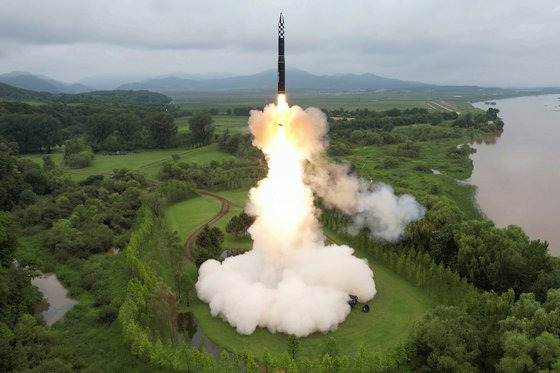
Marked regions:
[278,13,285,95]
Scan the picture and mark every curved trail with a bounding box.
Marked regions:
[184,190,238,262]
[182,188,340,262]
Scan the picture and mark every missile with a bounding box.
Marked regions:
[278,13,285,95]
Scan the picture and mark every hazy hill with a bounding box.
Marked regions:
[0,81,171,104]
[118,69,429,92]
[0,71,91,94]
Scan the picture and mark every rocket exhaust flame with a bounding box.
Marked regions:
[196,100,377,337]
[194,14,425,337]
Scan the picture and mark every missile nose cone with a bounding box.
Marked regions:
[279,13,284,25]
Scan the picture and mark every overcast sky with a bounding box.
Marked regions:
[1,0,559,86]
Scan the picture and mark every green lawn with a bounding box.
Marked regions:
[215,188,251,206]
[22,144,239,181]
[165,195,222,239]
[164,192,434,360]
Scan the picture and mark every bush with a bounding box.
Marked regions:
[63,139,94,168]
[157,180,196,203]
[395,142,420,158]
[378,157,400,169]
[97,304,119,324]
[64,151,94,169]
[328,143,351,156]
[414,164,432,173]
[93,291,112,307]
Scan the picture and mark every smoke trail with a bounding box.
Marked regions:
[196,99,422,337]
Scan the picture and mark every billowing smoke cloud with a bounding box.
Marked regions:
[196,100,423,337]
[304,159,426,242]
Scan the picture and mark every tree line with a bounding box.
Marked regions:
[0,101,220,159]
[321,193,560,371]
[0,81,171,104]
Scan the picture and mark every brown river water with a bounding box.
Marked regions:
[470,95,560,256]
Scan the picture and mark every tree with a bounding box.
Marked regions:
[114,113,141,149]
[0,114,61,153]
[409,306,481,371]
[195,225,224,251]
[63,139,93,169]
[42,154,56,172]
[287,335,300,360]
[86,114,115,146]
[0,212,17,267]
[323,337,339,358]
[144,113,177,148]
[226,212,255,237]
[189,112,214,145]
[32,114,62,153]
[194,225,224,267]
[496,331,535,372]
[245,352,258,373]
[0,142,24,210]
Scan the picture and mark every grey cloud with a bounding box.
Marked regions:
[0,0,558,86]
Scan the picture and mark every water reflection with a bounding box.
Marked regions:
[176,312,222,359]
[469,132,501,145]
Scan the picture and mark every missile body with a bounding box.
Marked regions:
[278,13,285,94]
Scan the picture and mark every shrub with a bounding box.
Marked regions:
[97,304,119,324]
[378,157,400,169]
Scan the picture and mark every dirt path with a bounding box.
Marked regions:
[182,189,342,262]
[324,233,340,245]
[134,146,204,171]
[184,190,238,263]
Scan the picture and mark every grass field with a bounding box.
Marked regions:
[165,195,222,239]
[164,191,434,359]
[176,115,250,135]
[340,123,482,219]
[169,90,505,112]
[23,143,239,181]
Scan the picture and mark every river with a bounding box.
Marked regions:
[470,94,560,256]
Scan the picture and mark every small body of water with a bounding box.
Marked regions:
[31,273,77,326]
[470,95,560,256]
[176,312,222,359]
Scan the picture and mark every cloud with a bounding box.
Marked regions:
[0,0,559,85]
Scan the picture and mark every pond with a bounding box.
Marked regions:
[31,273,77,326]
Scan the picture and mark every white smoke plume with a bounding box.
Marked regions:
[304,159,426,242]
[196,98,423,337]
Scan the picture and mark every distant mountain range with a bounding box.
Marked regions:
[0,71,92,94]
[2,70,559,98]
[118,69,429,92]
[0,81,171,104]
[0,69,431,94]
